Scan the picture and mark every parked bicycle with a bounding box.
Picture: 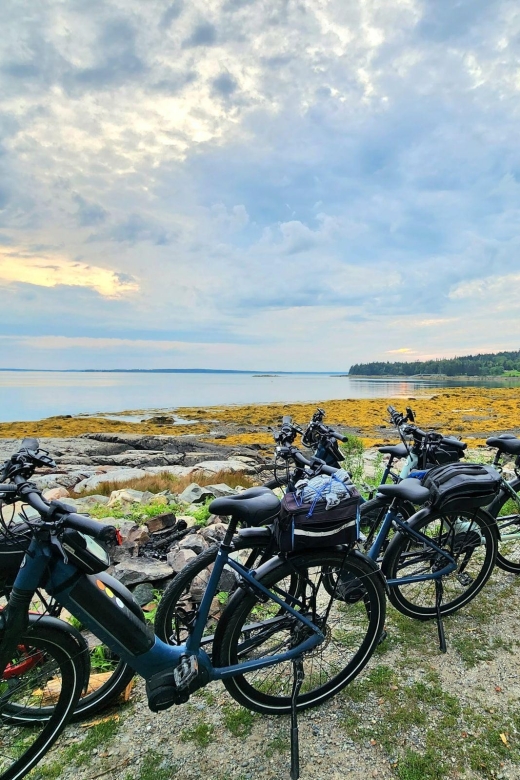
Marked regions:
[0,438,386,780]
[0,442,135,721]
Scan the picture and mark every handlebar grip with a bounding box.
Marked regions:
[310,458,339,476]
[292,450,313,467]
[0,484,18,495]
[21,438,39,452]
[331,432,348,442]
[62,514,118,544]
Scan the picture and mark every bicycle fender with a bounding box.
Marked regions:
[26,614,91,690]
[380,506,432,577]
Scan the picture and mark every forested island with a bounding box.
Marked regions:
[349,349,520,377]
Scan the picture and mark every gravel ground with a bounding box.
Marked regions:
[31,564,520,780]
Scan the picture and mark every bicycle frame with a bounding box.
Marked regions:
[7,533,325,687]
[365,505,458,586]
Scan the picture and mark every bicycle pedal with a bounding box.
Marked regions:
[174,654,199,689]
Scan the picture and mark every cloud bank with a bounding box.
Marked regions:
[1,0,520,369]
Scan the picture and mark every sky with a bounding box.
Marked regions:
[1,0,520,371]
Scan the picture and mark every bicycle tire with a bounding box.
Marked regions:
[0,621,84,780]
[213,549,386,715]
[70,656,134,722]
[487,477,520,574]
[155,537,278,654]
[382,508,498,620]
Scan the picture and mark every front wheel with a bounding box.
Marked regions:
[382,508,498,620]
[214,549,386,714]
[0,622,84,780]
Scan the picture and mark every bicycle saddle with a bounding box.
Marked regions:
[377,478,430,505]
[209,487,281,526]
[378,443,408,458]
[486,436,520,456]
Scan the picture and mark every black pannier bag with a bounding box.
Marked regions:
[426,437,467,467]
[421,463,502,513]
[274,475,360,553]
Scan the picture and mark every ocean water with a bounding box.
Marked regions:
[0,371,518,423]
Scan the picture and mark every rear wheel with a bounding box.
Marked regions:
[155,539,275,657]
[488,480,520,574]
[0,623,84,780]
[214,549,386,714]
[382,508,498,620]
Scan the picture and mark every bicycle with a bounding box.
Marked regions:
[0,439,386,780]
[0,444,135,721]
[361,409,520,576]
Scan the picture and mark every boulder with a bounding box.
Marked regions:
[146,513,177,534]
[149,495,168,506]
[131,582,156,607]
[126,525,151,546]
[43,486,71,501]
[107,488,147,507]
[199,523,228,543]
[75,494,109,508]
[204,484,236,498]
[166,548,197,573]
[193,460,254,476]
[113,558,173,586]
[179,534,207,555]
[178,483,214,505]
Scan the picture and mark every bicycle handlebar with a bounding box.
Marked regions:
[62,513,117,544]
[12,475,117,543]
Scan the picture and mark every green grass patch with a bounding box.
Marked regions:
[180,721,215,747]
[222,705,254,737]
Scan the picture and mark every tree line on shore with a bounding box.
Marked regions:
[349,349,520,377]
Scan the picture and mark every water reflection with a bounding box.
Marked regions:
[0,371,519,423]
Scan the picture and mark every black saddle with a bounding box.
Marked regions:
[377,478,430,505]
[378,443,408,459]
[486,435,520,457]
[209,487,281,527]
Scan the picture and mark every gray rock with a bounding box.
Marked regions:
[205,483,236,498]
[166,548,197,573]
[146,513,176,533]
[178,483,214,504]
[113,557,173,586]
[193,460,254,476]
[131,582,156,607]
[75,494,109,507]
[199,523,228,543]
[179,534,207,555]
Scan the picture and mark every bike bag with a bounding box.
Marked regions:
[0,524,31,595]
[425,437,466,467]
[421,463,501,512]
[274,486,360,553]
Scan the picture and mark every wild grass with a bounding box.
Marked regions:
[78,469,257,497]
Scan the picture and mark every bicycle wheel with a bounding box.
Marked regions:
[382,508,498,620]
[0,622,84,780]
[487,478,520,574]
[155,538,277,656]
[214,549,386,715]
[70,652,134,722]
[9,594,135,723]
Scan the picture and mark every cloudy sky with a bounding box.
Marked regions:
[2,0,520,371]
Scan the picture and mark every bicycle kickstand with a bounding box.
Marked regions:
[290,656,305,780]
[435,579,447,654]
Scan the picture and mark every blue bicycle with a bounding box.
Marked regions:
[0,440,386,780]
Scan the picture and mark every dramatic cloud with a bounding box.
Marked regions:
[1,0,520,369]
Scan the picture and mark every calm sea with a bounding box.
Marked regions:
[0,371,518,423]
